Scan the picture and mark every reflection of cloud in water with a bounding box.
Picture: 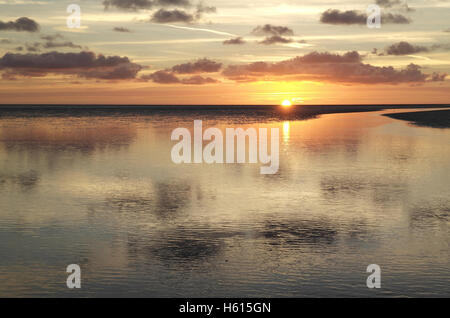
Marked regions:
[262,220,338,246]
[0,170,40,191]
[127,227,227,267]
[321,175,408,207]
[0,123,136,155]
[409,199,449,229]
[104,181,191,219]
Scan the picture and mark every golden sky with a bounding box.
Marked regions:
[0,0,449,105]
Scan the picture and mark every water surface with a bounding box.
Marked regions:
[0,107,449,297]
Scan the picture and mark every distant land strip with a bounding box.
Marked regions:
[384,109,450,128]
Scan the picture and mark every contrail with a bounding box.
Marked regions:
[163,24,237,37]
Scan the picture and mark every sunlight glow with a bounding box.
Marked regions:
[281,99,292,107]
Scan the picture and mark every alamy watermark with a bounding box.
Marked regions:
[367,5,381,29]
[66,264,81,289]
[366,264,381,288]
[67,4,81,29]
[171,120,279,174]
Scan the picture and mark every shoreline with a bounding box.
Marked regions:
[1,104,449,121]
[383,110,450,128]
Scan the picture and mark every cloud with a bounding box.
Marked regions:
[223,37,246,45]
[429,72,447,82]
[259,35,293,45]
[143,70,180,83]
[40,34,63,41]
[196,3,216,14]
[376,0,401,8]
[113,27,131,32]
[171,58,222,74]
[151,9,195,23]
[142,70,218,84]
[320,9,410,25]
[181,75,219,84]
[380,41,450,55]
[222,51,437,84]
[383,12,411,24]
[251,24,294,37]
[43,41,83,49]
[0,17,39,32]
[376,0,414,12]
[103,0,190,10]
[0,51,142,80]
[385,41,428,55]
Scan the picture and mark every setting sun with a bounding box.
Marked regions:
[282,100,292,107]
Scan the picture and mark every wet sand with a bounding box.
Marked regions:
[384,109,450,128]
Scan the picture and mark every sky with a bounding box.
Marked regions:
[0,0,449,105]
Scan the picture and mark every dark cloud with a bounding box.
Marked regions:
[376,0,414,12]
[251,24,294,36]
[103,0,190,10]
[223,37,246,45]
[113,27,131,32]
[385,41,428,55]
[380,41,450,55]
[0,17,39,32]
[320,9,411,25]
[43,41,83,49]
[259,35,293,45]
[222,51,434,84]
[320,9,366,25]
[143,70,180,83]
[151,9,195,23]
[376,0,401,7]
[196,3,216,14]
[429,72,447,82]
[142,70,219,85]
[40,34,63,41]
[171,58,222,74]
[383,12,411,24]
[0,51,142,80]
[25,42,41,52]
[181,75,219,84]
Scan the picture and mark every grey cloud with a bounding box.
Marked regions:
[113,27,131,32]
[429,72,447,82]
[376,0,415,11]
[43,41,83,49]
[222,51,433,84]
[142,70,219,84]
[251,24,294,36]
[151,9,195,23]
[223,37,246,45]
[171,58,222,74]
[383,12,411,24]
[376,0,401,7]
[103,0,190,10]
[381,41,450,55]
[40,34,63,41]
[385,41,428,55]
[259,35,293,45]
[0,51,143,80]
[143,70,180,83]
[320,9,366,25]
[181,75,219,84]
[320,9,411,25]
[0,17,39,32]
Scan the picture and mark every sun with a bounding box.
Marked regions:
[281,99,292,107]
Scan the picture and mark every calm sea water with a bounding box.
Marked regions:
[0,107,449,297]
